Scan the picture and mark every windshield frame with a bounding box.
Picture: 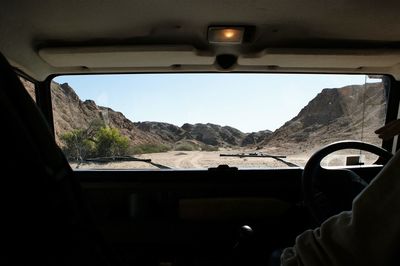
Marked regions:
[38,72,399,171]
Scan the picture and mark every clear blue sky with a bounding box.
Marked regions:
[54,74,372,133]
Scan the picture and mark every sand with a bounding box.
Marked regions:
[70,146,380,170]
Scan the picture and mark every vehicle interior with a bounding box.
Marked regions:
[1,1,400,266]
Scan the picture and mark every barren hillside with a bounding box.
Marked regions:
[262,83,386,154]
[28,80,386,155]
[51,82,164,146]
[50,82,260,149]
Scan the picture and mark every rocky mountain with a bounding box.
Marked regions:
[136,122,250,147]
[22,78,385,153]
[134,121,189,142]
[49,82,258,149]
[241,130,272,146]
[262,82,386,153]
[182,123,246,146]
[51,82,164,146]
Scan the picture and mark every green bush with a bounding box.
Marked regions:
[95,127,129,157]
[130,143,171,154]
[61,125,129,160]
[61,129,95,161]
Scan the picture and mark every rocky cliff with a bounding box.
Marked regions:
[262,82,386,153]
[50,82,259,149]
[29,80,385,153]
[51,82,164,146]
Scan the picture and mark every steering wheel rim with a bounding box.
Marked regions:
[302,140,392,224]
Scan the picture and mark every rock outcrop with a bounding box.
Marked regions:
[262,83,386,153]
[51,82,163,146]
[26,79,385,153]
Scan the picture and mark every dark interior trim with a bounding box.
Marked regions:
[382,76,400,152]
[35,77,55,135]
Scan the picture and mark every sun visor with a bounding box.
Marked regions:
[39,46,214,68]
[239,49,400,69]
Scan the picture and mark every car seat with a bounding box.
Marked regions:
[0,52,121,266]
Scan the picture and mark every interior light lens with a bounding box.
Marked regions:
[208,27,245,44]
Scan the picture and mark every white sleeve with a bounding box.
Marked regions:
[281,149,400,266]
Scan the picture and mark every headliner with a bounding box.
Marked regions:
[2,0,400,80]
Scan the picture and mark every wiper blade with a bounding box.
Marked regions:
[82,155,171,169]
[220,152,299,167]
[220,152,287,158]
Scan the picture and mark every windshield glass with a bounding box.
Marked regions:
[52,74,387,170]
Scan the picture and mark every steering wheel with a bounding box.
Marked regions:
[302,140,392,224]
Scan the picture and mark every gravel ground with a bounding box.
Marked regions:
[71,146,380,170]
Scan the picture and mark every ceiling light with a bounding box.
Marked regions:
[208,27,245,44]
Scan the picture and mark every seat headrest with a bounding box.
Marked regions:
[0,52,72,179]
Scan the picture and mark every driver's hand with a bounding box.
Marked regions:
[375,119,400,140]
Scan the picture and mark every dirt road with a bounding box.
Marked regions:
[73,150,310,169]
[69,148,381,170]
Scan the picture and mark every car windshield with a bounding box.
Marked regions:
[52,74,387,170]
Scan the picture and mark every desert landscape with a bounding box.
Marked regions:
[70,149,308,169]
[22,78,386,169]
[70,148,380,170]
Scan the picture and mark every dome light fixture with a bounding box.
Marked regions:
[208,27,245,44]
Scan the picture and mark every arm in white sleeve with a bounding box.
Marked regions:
[281,149,400,266]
